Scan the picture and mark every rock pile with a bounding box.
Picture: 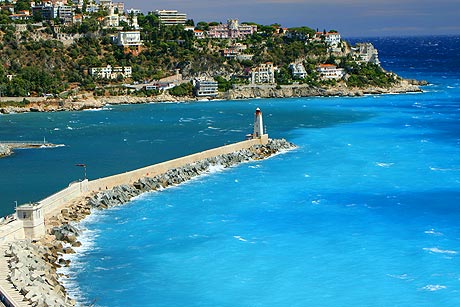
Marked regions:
[0,144,12,158]
[5,240,76,307]
[88,138,296,209]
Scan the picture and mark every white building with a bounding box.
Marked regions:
[154,10,187,25]
[324,32,341,46]
[86,3,99,13]
[251,62,277,84]
[354,43,380,65]
[119,14,139,29]
[127,8,142,15]
[315,32,341,46]
[117,31,142,46]
[99,0,112,8]
[193,30,205,39]
[89,65,132,79]
[316,64,345,80]
[194,79,219,97]
[289,62,307,79]
[104,13,119,27]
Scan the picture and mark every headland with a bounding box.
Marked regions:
[0,79,426,115]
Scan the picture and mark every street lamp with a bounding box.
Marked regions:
[75,163,87,180]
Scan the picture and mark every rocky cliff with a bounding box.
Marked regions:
[0,79,425,115]
[222,79,423,100]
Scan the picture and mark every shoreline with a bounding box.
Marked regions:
[3,138,296,307]
[0,80,426,115]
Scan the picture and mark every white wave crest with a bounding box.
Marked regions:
[421,285,446,291]
[387,273,412,280]
[233,235,248,242]
[424,229,443,236]
[423,247,457,254]
[429,166,456,171]
[375,162,394,168]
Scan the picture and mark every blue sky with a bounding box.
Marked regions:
[121,0,460,37]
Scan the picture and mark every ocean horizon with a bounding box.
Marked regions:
[1,35,460,306]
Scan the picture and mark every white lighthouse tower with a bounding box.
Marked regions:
[253,107,264,139]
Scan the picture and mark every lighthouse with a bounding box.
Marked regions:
[253,107,264,139]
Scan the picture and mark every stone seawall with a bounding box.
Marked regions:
[2,138,296,307]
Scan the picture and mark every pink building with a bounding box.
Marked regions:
[207,19,257,39]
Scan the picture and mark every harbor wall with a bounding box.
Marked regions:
[88,136,268,191]
[0,136,268,243]
[41,180,89,217]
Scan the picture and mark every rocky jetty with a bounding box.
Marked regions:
[3,138,295,306]
[5,240,76,307]
[0,144,11,157]
[88,138,295,210]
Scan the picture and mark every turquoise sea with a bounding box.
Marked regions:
[1,36,460,306]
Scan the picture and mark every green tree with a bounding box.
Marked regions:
[14,0,30,12]
[169,82,193,96]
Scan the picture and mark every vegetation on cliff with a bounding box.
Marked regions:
[0,10,400,99]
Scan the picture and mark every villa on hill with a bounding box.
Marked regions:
[251,62,277,84]
[316,64,345,79]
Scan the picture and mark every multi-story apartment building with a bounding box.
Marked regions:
[154,10,187,25]
[89,65,132,79]
[289,62,307,79]
[194,79,219,97]
[58,5,73,23]
[354,43,380,65]
[251,62,277,84]
[316,64,345,79]
[117,31,142,46]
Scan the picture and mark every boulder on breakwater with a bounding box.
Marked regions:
[88,138,296,209]
[5,240,76,307]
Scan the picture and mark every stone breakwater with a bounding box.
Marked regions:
[4,138,296,306]
[0,146,11,157]
[5,240,76,307]
[0,144,12,158]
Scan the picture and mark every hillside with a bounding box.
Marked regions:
[0,7,423,112]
